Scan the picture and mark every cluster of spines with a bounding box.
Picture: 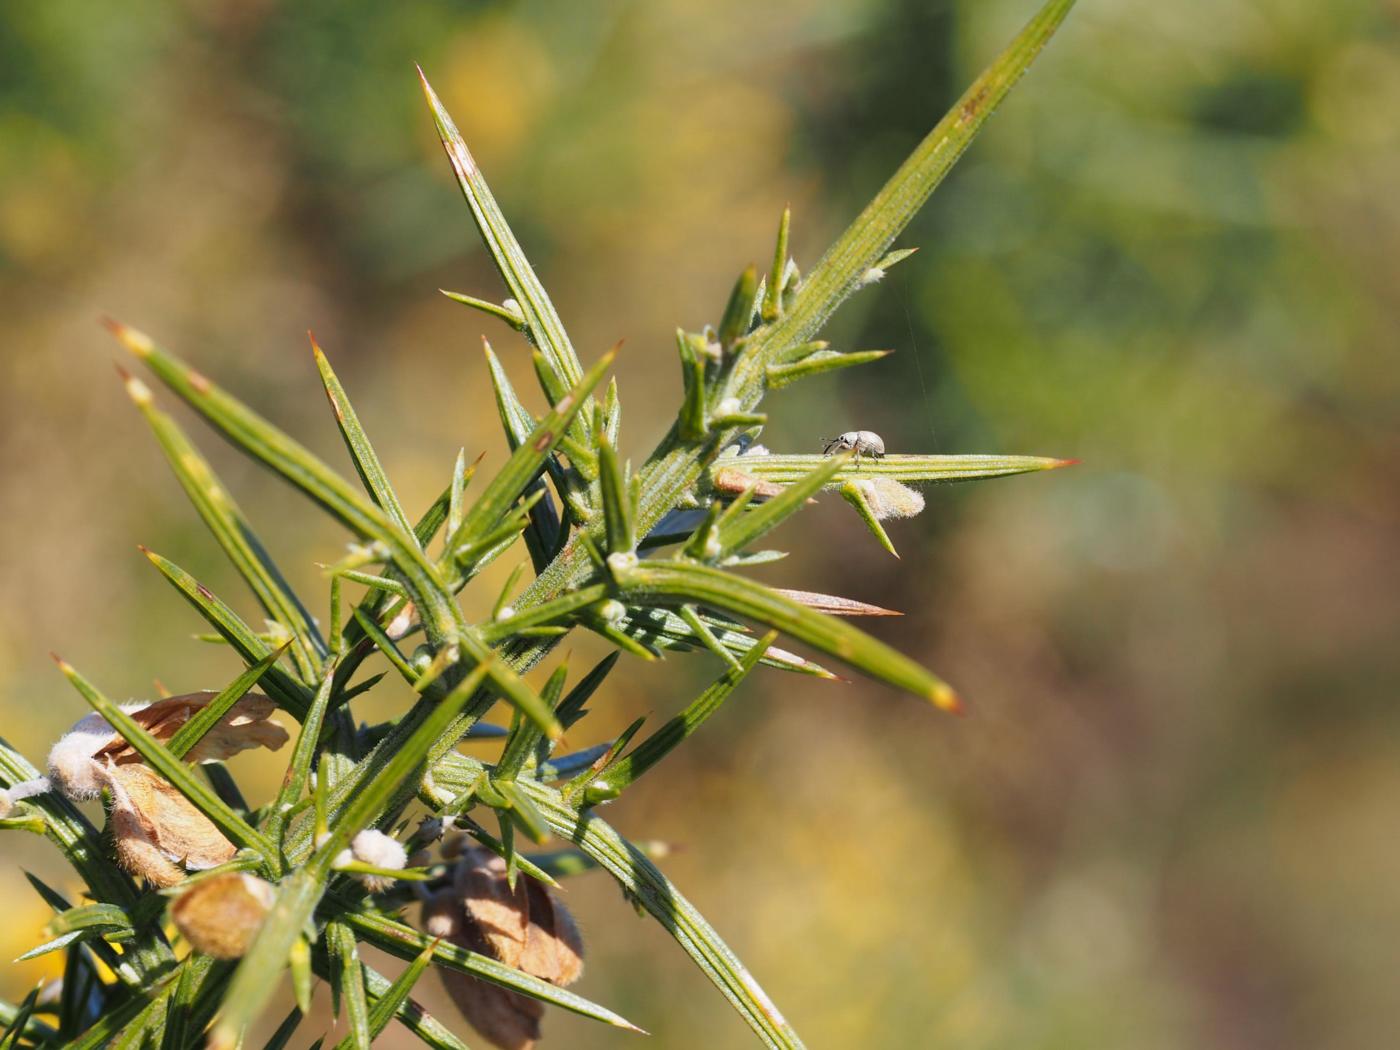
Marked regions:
[0,3,1079,1047]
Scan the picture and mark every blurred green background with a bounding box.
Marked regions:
[3,0,1398,1046]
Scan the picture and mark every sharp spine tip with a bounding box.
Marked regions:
[101,316,153,356]
[938,688,966,716]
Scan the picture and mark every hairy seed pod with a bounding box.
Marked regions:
[171,873,276,958]
[102,762,236,886]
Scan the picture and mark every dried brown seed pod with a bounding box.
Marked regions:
[101,761,236,887]
[421,848,584,1050]
[171,872,276,958]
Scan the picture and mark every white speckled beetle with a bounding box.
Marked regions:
[822,430,886,465]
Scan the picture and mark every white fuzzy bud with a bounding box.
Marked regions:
[856,266,887,288]
[48,708,141,800]
[349,830,408,893]
[854,477,925,520]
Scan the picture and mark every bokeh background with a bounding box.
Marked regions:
[3,0,1398,1046]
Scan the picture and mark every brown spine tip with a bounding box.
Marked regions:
[937,687,967,716]
[100,316,154,356]
[1053,458,1081,468]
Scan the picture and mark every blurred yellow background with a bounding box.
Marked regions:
[2,0,1398,1046]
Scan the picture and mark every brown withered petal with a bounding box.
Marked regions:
[451,850,531,966]
[93,691,288,766]
[422,849,585,1050]
[171,873,276,959]
[711,467,786,500]
[101,761,235,887]
[515,879,584,986]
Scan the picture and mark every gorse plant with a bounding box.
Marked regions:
[0,2,1076,1047]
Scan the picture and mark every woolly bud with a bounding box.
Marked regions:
[853,477,925,520]
[171,873,276,958]
[349,829,408,892]
[48,711,130,800]
[856,265,887,288]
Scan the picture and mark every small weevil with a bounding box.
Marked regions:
[822,430,886,465]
